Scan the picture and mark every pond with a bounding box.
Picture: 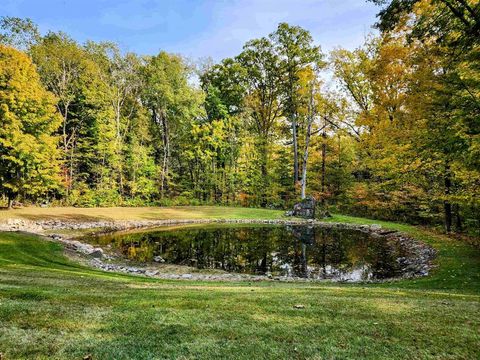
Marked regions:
[83,224,430,282]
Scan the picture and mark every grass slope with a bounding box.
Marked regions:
[0,206,284,222]
[0,211,479,359]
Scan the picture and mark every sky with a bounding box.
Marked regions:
[0,0,380,61]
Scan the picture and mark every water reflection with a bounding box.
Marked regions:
[85,225,409,281]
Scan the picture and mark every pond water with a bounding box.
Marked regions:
[83,224,418,281]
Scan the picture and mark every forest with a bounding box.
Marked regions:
[0,0,479,234]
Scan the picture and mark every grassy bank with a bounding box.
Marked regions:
[324,215,480,294]
[0,210,479,359]
[0,206,285,222]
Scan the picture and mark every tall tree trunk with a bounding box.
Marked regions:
[454,204,462,232]
[321,127,327,206]
[292,114,299,188]
[157,109,170,198]
[69,145,74,196]
[61,103,71,197]
[115,99,124,197]
[260,139,269,207]
[301,88,314,200]
[444,160,452,233]
[7,193,13,209]
[119,170,124,197]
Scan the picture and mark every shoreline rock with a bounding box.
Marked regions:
[0,217,324,233]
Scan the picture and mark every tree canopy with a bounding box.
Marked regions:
[0,45,61,207]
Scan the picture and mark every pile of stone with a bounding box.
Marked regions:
[51,234,108,259]
[285,196,317,219]
[0,217,328,233]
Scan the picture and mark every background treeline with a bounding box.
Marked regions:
[0,0,478,234]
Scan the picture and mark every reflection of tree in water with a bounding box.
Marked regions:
[290,225,313,277]
[91,225,403,280]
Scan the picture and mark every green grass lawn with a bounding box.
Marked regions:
[0,209,479,359]
[0,205,285,222]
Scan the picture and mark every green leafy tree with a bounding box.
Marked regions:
[142,51,204,198]
[200,58,247,120]
[30,32,98,197]
[236,37,283,205]
[84,42,144,198]
[0,16,40,50]
[270,23,324,189]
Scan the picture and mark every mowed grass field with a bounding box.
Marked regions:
[0,206,285,222]
[0,207,479,359]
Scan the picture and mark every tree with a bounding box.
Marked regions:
[271,23,324,189]
[142,51,204,198]
[368,0,480,45]
[332,32,429,222]
[296,66,321,199]
[236,37,283,205]
[84,42,143,197]
[200,58,247,120]
[331,43,375,116]
[368,0,480,232]
[0,16,40,50]
[30,32,97,197]
[0,45,61,207]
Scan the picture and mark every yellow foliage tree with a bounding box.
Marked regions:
[0,45,61,207]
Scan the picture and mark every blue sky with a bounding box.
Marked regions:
[1,0,379,60]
